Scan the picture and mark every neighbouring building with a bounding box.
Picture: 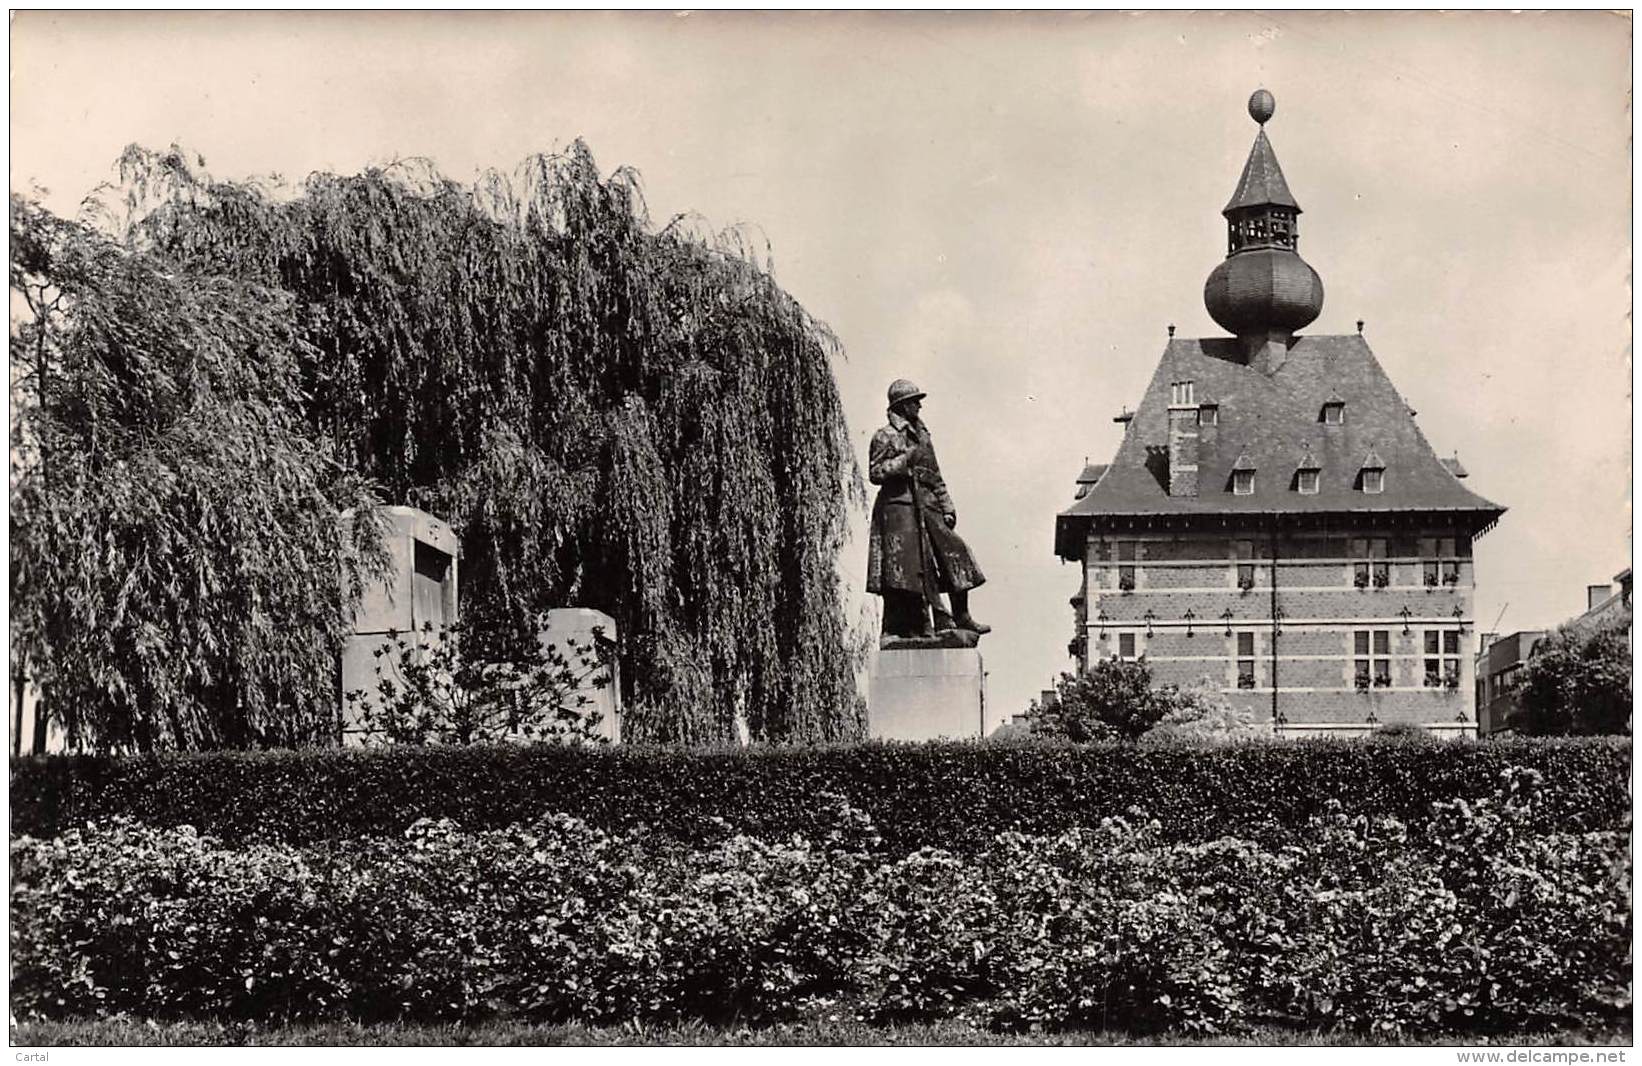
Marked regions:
[1054,90,1506,736]
[1566,567,1633,644]
[1474,567,1632,737]
[1473,630,1545,737]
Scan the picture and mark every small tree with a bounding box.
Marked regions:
[1513,617,1632,736]
[1030,659,1165,742]
[1140,679,1261,745]
[346,619,613,746]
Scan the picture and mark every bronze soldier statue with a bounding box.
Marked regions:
[865,378,990,644]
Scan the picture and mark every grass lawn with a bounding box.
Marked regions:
[11,1017,1631,1047]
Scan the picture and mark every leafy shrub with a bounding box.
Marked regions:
[1030,660,1162,741]
[1514,617,1632,735]
[346,619,612,746]
[1372,722,1431,741]
[1033,666,1265,747]
[1139,681,1262,746]
[11,770,1628,1036]
[11,738,1629,854]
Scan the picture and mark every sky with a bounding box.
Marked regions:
[11,10,1632,729]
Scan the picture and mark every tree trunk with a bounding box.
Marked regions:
[13,665,26,757]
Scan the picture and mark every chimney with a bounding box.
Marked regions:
[1587,584,1612,611]
[1167,380,1199,497]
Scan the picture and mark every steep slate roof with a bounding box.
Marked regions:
[1223,129,1299,214]
[1056,334,1504,557]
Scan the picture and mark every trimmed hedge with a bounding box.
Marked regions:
[10,770,1632,1034]
[10,737,1629,852]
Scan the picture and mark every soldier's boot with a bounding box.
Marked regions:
[950,590,991,635]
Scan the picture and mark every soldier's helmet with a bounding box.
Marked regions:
[887,379,927,407]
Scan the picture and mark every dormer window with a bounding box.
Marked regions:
[1295,445,1321,495]
[1322,401,1345,425]
[1198,402,1218,426]
[1360,447,1386,495]
[1231,451,1256,496]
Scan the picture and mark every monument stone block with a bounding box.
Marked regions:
[539,607,622,743]
[340,505,460,745]
[868,648,986,741]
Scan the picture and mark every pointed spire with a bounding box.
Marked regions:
[1224,128,1301,216]
[1204,89,1325,349]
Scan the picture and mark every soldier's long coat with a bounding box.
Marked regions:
[864,410,986,597]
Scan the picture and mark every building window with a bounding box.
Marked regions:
[1297,469,1320,494]
[1322,402,1345,425]
[1236,632,1256,689]
[1117,541,1136,592]
[1233,470,1254,495]
[1421,537,1462,587]
[1355,629,1391,690]
[1352,538,1390,589]
[1362,469,1385,494]
[1117,632,1138,661]
[1237,563,1256,591]
[1198,404,1218,426]
[1424,630,1462,688]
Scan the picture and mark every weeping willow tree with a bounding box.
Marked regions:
[72,141,865,743]
[9,197,387,752]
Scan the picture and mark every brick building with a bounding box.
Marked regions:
[1054,91,1505,736]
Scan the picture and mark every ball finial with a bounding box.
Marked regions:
[1248,88,1276,125]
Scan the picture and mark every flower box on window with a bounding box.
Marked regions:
[1444,674,1461,690]
[1424,672,1441,688]
[1354,675,1371,692]
[1442,572,1460,586]
[1373,675,1392,689]
[1354,571,1370,589]
[1372,570,1391,589]
[1237,673,1256,690]
[1118,575,1135,593]
[1238,576,1255,592]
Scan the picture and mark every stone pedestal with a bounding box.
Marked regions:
[539,607,622,743]
[340,506,460,745]
[868,648,986,741]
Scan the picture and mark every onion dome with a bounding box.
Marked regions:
[1204,90,1325,338]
